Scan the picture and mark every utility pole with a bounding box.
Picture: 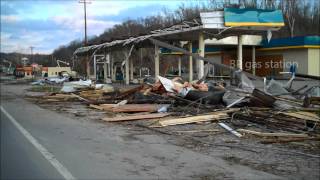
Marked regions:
[79,0,91,78]
[30,46,34,63]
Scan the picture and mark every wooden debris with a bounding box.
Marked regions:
[280,111,320,122]
[275,97,303,106]
[42,94,77,99]
[261,137,320,144]
[236,110,308,133]
[117,85,143,99]
[303,96,320,107]
[99,104,117,108]
[42,99,61,102]
[71,93,90,102]
[159,112,229,127]
[89,104,104,110]
[249,88,276,107]
[102,113,171,122]
[94,104,168,113]
[238,129,309,138]
[112,104,164,113]
[78,89,105,100]
[175,129,220,133]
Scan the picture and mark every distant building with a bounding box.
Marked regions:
[42,67,72,77]
[15,66,33,78]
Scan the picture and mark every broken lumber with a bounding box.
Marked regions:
[42,94,77,99]
[102,113,171,122]
[97,104,169,113]
[117,85,143,99]
[159,113,228,127]
[261,137,320,144]
[112,104,164,113]
[280,111,320,122]
[89,104,104,110]
[71,93,90,102]
[175,129,220,133]
[275,97,303,106]
[99,104,117,109]
[249,88,276,107]
[238,129,309,138]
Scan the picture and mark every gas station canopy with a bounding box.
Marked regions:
[74,8,284,56]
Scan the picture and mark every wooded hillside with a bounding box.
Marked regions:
[52,0,320,63]
[2,0,319,70]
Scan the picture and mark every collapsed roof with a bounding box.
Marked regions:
[74,8,284,56]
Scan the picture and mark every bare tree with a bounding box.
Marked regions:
[282,0,298,37]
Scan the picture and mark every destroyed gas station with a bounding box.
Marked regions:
[29,8,320,142]
[1,5,320,180]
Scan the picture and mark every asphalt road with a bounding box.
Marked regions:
[1,111,63,180]
[0,84,284,180]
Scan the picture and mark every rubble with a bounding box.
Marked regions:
[26,72,320,150]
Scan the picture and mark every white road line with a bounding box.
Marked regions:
[1,106,76,180]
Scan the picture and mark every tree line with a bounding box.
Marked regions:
[2,0,319,72]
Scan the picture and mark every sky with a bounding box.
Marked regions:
[1,0,198,54]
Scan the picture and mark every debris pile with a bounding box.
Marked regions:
[27,73,320,147]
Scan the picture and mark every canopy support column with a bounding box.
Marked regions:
[252,46,256,75]
[155,44,160,80]
[178,55,182,77]
[125,55,130,85]
[237,35,243,70]
[104,54,108,82]
[189,42,193,82]
[130,58,134,80]
[93,55,97,80]
[86,56,90,79]
[198,32,204,79]
[108,54,111,78]
[110,55,114,81]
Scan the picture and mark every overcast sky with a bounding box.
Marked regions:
[1,0,198,54]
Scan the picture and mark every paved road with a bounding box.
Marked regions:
[1,111,63,180]
[0,84,284,180]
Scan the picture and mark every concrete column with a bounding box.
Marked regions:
[198,32,205,79]
[86,56,90,78]
[93,55,97,80]
[104,56,107,82]
[189,42,193,82]
[237,35,243,70]
[178,55,182,77]
[154,45,160,80]
[107,54,111,77]
[252,46,256,75]
[130,58,134,80]
[125,52,130,85]
[110,55,114,80]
